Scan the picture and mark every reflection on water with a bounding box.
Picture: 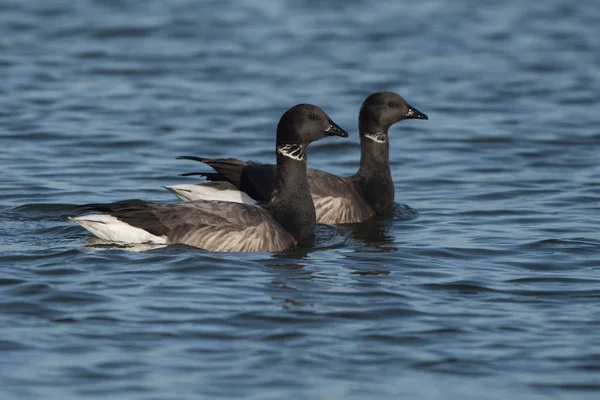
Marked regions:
[1,0,600,399]
[84,237,168,252]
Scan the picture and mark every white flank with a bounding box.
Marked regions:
[164,184,257,204]
[70,214,167,244]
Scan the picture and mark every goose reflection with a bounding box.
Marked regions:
[337,203,417,250]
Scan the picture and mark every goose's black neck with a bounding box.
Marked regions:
[354,122,395,214]
[275,151,310,195]
[268,150,316,245]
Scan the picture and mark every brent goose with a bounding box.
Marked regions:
[70,104,348,252]
[165,92,428,224]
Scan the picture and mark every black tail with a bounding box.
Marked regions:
[177,156,248,188]
[178,172,227,181]
[73,199,150,214]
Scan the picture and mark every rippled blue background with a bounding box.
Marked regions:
[1,0,599,398]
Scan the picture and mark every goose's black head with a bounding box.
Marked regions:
[359,92,427,141]
[276,104,348,148]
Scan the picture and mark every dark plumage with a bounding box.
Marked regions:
[71,104,348,252]
[169,92,428,224]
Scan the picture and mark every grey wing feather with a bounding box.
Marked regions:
[109,201,296,252]
[306,169,356,198]
[306,170,374,224]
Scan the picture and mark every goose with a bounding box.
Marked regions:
[70,104,348,252]
[165,92,427,224]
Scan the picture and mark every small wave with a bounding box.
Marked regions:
[83,238,168,253]
[420,281,497,294]
[12,203,81,214]
[393,203,419,221]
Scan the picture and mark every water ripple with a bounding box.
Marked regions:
[1,0,600,399]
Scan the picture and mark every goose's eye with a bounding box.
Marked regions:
[309,114,315,120]
[388,101,396,107]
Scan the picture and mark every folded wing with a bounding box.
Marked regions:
[173,158,376,224]
[307,170,375,224]
[73,200,296,252]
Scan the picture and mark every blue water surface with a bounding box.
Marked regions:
[1,0,600,399]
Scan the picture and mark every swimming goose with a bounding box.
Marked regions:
[70,104,348,252]
[166,92,428,224]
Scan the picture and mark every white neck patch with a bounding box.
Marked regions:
[364,132,387,144]
[277,144,306,161]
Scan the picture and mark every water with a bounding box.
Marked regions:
[1,0,600,398]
